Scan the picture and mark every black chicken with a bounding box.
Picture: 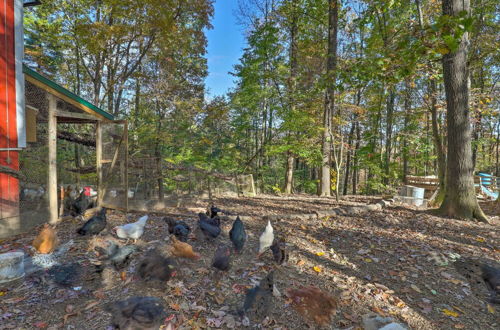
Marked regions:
[106,296,167,330]
[77,208,107,236]
[198,213,221,239]
[482,264,500,304]
[240,271,274,319]
[163,217,191,242]
[173,222,191,242]
[71,190,91,217]
[212,244,231,271]
[270,237,288,265]
[164,217,178,234]
[137,250,176,282]
[229,216,246,253]
[207,205,222,218]
[48,263,82,287]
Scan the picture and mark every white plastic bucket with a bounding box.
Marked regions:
[0,251,25,283]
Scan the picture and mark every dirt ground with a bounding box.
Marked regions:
[0,195,498,330]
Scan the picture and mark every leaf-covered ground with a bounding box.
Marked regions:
[0,195,498,329]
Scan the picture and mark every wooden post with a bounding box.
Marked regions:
[249,174,256,197]
[48,95,58,224]
[96,120,103,206]
[124,121,129,212]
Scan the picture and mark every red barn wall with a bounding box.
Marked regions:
[1,0,24,230]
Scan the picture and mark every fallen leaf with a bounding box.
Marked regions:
[342,312,357,322]
[300,225,307,230]
[388,270,399,276]
[214,294,225,304]
[454,324,465,329]
[453,306,465,314]
[313,266,322,273]
[411,284,422,293]
[475,237,485,242]
[371,306,387,316]
[33,321,48,328]
[65,305,75,313]
[63,312,78,324]
[364,258,372,263]
[0,291,6,296]
[442,309,459,317]
[170,303,181,311]
[296,260,305,266]
[120,271,127,281]
[93,289,106,300]
[173,286,183,297]
[487,304,495,313]
[3,296,25,304]
[316,252,325,256]
[84,301,100,311]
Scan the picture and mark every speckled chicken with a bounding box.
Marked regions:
[106,296,167,330]
[212,244,231,271]
[229,216,246,253]
[270,237,288,265]
[240,271,275,320]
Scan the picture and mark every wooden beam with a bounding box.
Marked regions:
[25,75,110,121]
[56,110,97,121]
[48,95,58,224]
[96,121,103,205]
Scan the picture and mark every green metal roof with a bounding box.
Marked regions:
[23,64,114,120]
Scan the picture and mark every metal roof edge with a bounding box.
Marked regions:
[22,64,114,120]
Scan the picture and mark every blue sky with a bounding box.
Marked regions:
[205,0,246,98]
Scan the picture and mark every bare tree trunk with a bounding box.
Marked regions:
[384,89,395,185]
[284,152,294,194]
[429,78,447,202]
[284,0,299,195]
[320,0,338,196]
[402,81,411,184]
[343,121,356,195]
[438,0,488,222]
[352,120,360,195]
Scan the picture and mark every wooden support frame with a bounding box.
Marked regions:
[48,95,58,224]
[96,121,103,206]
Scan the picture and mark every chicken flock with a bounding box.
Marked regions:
[30,204,337,329]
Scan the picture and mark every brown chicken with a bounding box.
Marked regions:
[170,236,200,260]
[32,223,59,254]
[286,286,337,326]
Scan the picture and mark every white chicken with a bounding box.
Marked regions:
[258,220,274,257]
[114,215,148,243]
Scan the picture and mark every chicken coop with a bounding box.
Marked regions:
[104,157,256,212]
[0,65,127,238]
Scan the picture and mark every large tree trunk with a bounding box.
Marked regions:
[284,0,298,195]
[438,0,488,222]
[319,0,339,196]
[284,152,294,194]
